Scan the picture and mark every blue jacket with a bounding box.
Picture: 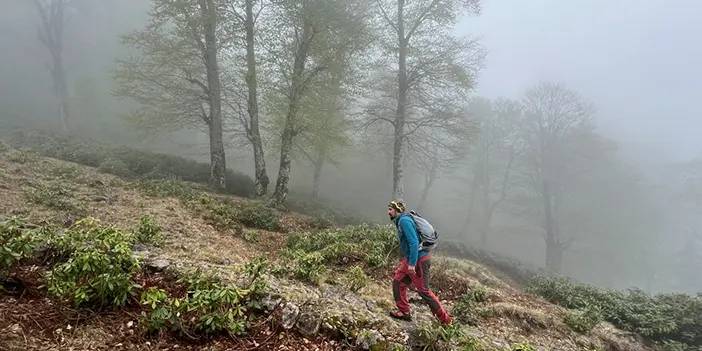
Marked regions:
[394,213,428,266]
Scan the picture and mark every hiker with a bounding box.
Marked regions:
[387,200,452,325]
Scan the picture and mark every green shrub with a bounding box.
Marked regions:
[177,267,221,291]
[414,323,484,351]
[452,287,489,326]
[135,215,164,246]
[0,140,9,153]
[344,265,369,292]
[195,195,239,230]
[286,224,397,270]
[140,259,268,336]
[285,250,327,285]
[46,218,139,309]
[0,217,45,273]
[241,229,259,243]
[527,276,701,348]
[235,202,280,231]
[194,196,281,231]
[564,306,603,333]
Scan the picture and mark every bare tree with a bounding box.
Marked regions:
[520,82,593,273]
[114,0,227,190]
[34,0,71,133]
[371,0,482,198]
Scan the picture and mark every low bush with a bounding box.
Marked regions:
[0,217,45,274]
[527,276,702,348]
[140,259,268,337]
[452,286,489,325]
[286,224,397,270]
[134,215,164,246]
[414,323,485,351]
[194,195,281,231]
[564,306,603,333]
[46,218,140,309]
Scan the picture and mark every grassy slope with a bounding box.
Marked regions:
[0,147,653,351]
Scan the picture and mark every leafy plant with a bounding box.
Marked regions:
[235,202,280,231]
[286,224,397,270]
[286,249,327,285]
[0,217,45,273]
[46,218,140,308]
[140,260,268,336]
[415,323,484,351]
[344,265,369,292]
[527,276,701,348]
[135,215,164,246]
[452,286,489,325]
[564,306,603,333]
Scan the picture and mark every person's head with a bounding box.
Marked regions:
[388,199,406,220]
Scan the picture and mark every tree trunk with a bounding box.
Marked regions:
[542,179,563,273]
[392,0,407,199]
[312,158,323,200]
[35,0,70,133]
[417,166,436,214]
[199,0,226,190]
[244,0,269,197]
[272,17,313,207]
[462,166,481,236]
[54,55,70,133]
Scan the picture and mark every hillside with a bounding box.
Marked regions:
[0,141,659,351]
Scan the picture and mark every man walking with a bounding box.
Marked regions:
[387,200,452,324]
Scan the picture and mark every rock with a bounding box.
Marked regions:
[280,302,300,330]
[262,294,282,312]
[92,196,109,202]
[296,310,321,336]
[146,258,170,272]
[355,329,384,350]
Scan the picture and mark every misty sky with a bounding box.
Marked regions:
[458,0,702,162]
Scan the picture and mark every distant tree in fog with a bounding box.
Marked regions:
[520,82,593,273]
[34,0,71,132]
[462,97,522,247]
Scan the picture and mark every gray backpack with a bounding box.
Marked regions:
[409,211,438,250]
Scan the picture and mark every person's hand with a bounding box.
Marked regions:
[407,265,416,275]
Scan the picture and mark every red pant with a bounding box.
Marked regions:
[392,255,451,324]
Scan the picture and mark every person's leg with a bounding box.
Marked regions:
[410,256,452,324]
[392,259,412,316]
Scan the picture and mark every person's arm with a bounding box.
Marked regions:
[399,216,419,268]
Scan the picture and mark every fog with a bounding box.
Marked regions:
[1,0,700,294]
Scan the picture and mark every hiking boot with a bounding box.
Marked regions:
[389,310,412,321]
[440,315,453,326]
